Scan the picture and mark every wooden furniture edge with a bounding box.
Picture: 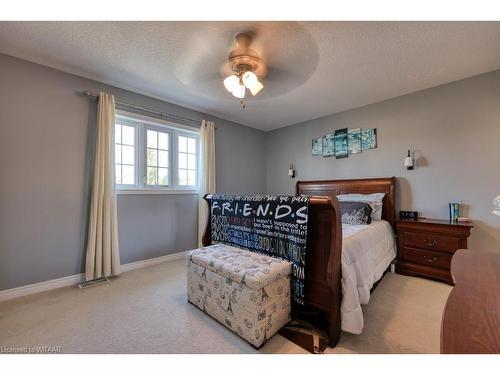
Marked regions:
[441,249,500,353]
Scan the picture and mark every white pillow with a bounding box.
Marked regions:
[337,193,385,221]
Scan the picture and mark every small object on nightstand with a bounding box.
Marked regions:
[399,210,418,220]
[395,218,473,285]
[457,217,470,223]
[448,202,460,222]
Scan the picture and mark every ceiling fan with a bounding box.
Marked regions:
[222,33,267,107]
[173,23,318,106]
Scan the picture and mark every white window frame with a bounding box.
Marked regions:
[115,110,201,195]
[143,124,173,189]
[114,118,140,189]
[176,132,200,188]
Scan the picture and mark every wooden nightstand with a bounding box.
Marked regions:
[395,218,473,285]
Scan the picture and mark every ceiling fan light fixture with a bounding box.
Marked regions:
[222,33,267,105]
[231,84,246,99]
[242,71,257,86]
[248,80,264,96]
[223,74,239,92]
[242,71,264,96]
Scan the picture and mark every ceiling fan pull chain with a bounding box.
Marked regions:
[240,99,246,109]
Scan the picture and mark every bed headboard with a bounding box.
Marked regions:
[296,177,397,228]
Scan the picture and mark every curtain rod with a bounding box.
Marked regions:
[76,90,202,126]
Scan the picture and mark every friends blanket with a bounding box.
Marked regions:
[210,194,309,305]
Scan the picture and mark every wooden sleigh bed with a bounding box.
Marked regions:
[202,177,396,347]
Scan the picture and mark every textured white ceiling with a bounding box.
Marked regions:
[1,21,500,131]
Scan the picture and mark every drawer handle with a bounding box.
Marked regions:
[423,255,438,263]
[424,239,437,247]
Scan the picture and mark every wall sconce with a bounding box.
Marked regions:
[493,196,500,216]
[288,163,296,178]
[404,150,414,170]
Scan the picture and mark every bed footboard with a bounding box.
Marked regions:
[303,196,342,347]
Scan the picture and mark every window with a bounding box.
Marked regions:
[114,123,137,185]
[114,111,200,192]
[146,128,169,186]
[178,135,198,186]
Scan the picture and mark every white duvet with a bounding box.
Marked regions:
[340,220,397,334]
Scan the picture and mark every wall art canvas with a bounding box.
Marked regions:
[312,137,323,156]
[361,128,377,150]
[348,128,362,154]
[322,133,335,157]
[334,128,348,159]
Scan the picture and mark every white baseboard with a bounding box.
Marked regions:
[0,273,86,303]
[0,250,188,302]
[119,251,187,273]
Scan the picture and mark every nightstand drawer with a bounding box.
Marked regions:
[400,246,452,270]
[402,232,460,253]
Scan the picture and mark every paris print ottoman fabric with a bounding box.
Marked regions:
[186,244,292,348]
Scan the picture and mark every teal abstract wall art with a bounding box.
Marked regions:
[361,128,377,150]
[348,128,362,154]
[322,133,335,157]
[312,137,323,156]
[334,128,348,159]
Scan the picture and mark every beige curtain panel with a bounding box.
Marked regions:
[85,92,121,281]
[198,120,216,246]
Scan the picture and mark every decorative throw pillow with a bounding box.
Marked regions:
[337,193,385,221]
[339,201,373,225]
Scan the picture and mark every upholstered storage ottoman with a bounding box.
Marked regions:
[186,244,292,348]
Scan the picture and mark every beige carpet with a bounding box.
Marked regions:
[0,259,451,354]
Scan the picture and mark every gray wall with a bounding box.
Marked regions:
[2,51,500,291]
[266,70,500,253]
[0,54,266,290]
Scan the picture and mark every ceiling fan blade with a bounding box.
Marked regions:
[173,24,232,87]
[264,66,309,82]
